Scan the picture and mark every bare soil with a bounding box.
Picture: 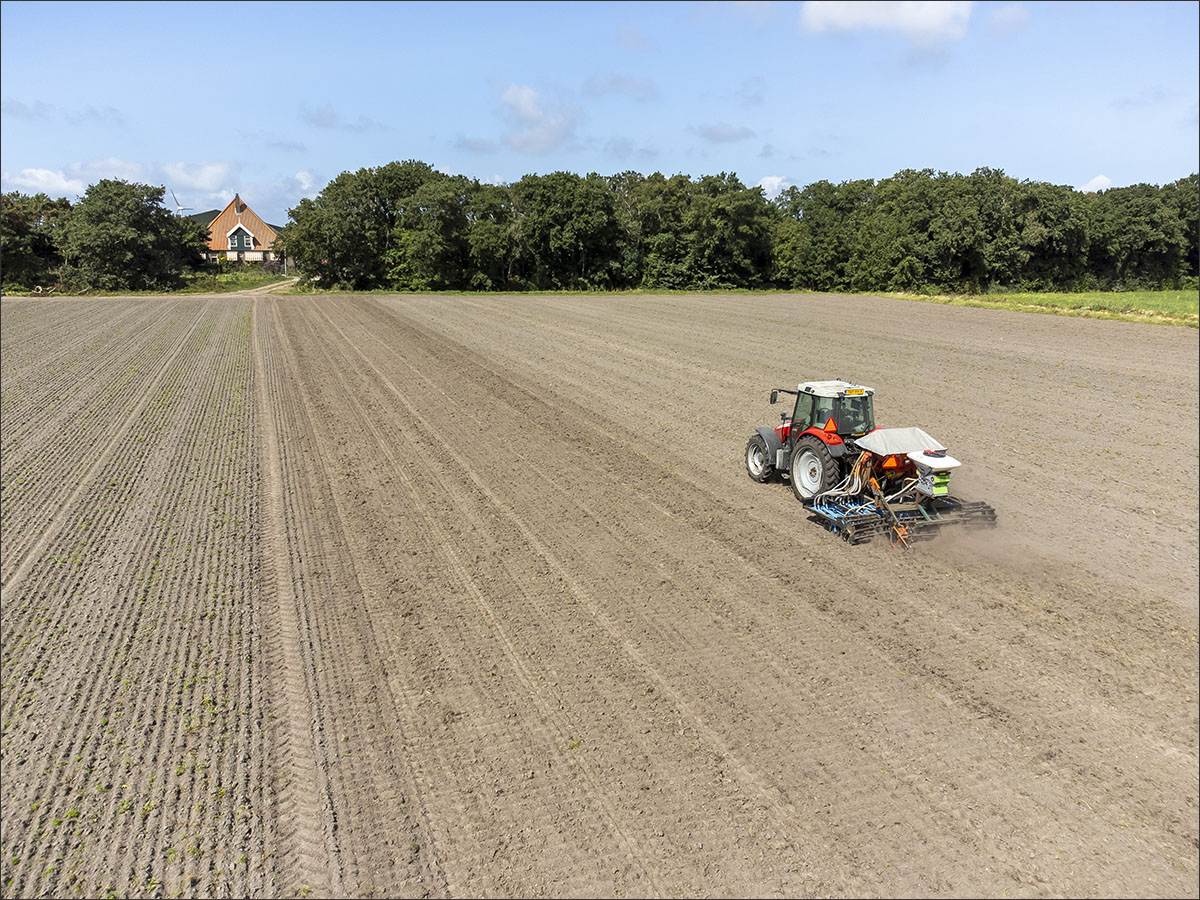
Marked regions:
[2,292,1197,898]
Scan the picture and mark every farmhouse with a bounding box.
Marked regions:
[193,195,282,264]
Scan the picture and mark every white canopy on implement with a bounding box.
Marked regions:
[856,427,945,456]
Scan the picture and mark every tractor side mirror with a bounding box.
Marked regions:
[769,390,778,404]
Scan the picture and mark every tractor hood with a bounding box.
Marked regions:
[856,427,945,456]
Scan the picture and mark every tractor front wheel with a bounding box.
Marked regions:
[790,436,838,502]
[745,434,776,483]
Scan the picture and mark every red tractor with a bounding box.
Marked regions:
[745,380,996,545]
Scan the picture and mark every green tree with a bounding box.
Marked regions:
[1,191,71,289]
[621,172,775,290]
[683,173,775,289]
[508,172,622,289]
[1013,180,1090,290]
[635,173,695,288]
[386,176,473,290]
[276,161,1197,295]
[605,170,647,285]
[58,180,205,291]
[844,177,900,290]
[1087,183,1189,288]
[276,159,442,289]
[773,179,875,291]
[463,182,515,290]
[1165,173,1199,281]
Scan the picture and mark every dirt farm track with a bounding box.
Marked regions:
[1,292,1197,898]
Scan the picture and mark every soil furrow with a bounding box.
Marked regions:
[0,300,210,591]
[291,298,670,896]
[328,294,1196,895]
[252,297,341,898]
[2,293,1194,899]
[256,296,440,896]
[0,301,194,585]
[2,299,272,898]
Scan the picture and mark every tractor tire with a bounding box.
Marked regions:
[745,434,776,483]
[790,435,839,502]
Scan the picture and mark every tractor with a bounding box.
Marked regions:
[745,380,996,546]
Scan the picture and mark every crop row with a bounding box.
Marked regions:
[1,298,274,898]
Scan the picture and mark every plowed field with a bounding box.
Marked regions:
[2,293,1197,898]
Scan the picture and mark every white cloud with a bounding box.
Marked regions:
[65,105,126,127]
[160,161,235,192]
[295,170,315,192]
[455,135,498,153]
[501,84,543,122]
[268,138,306,152]
[2,100,124,125]
[583,74,658,103]
[497,84,578,154]
[299,103,384,132]
[1077,174,1111,193]
[988,3,1028,37]
[74,157,146,182]
[1111,86,1169,110]
[1,99,54,120]
[3,157,154,197]
[2,167,85,197]
[694,122,756,142]
[800,1,973,44]
[756,175,792,198]
[302,104,339,128]
[736,76,766,106]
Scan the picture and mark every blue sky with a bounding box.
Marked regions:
[2,0,1197,225]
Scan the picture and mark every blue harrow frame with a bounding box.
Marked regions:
[807,494,998,547]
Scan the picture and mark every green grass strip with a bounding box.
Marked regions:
[879,289,1198,327]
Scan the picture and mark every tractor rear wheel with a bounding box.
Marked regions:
[790,436,838,502]
[745,434,775,483]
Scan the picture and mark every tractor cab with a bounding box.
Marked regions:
[771,380,875,441]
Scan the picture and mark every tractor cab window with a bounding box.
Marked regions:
[837,395,875,435]
[792,393,813,430]
[813,397,835,428]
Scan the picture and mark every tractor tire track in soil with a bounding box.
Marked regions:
[251,300,336,898]
[2,292,1196,898]
[253,296,439,897]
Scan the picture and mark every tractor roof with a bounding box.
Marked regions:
[798,380,875,398]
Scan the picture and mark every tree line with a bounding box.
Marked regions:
[3,164,1196,293]
[1,181,209,292]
